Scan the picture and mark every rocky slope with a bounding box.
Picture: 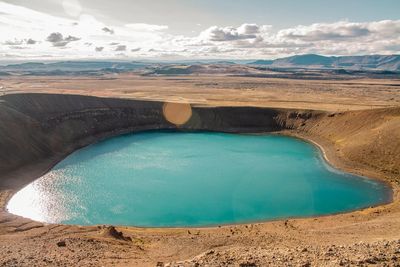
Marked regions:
[0,93,399,266]
[0,93,323,189]
[1,93,399,188]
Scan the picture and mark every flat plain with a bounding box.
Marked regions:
[1,74,400,111]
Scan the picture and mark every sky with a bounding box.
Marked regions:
[0,0,399,60]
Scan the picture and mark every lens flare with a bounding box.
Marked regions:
[162,102,192,125]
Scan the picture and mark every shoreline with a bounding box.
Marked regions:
[285,131,395,193]
[0,93,399,266]
[1,129,397,229]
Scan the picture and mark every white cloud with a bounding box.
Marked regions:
[102,27,114,34]
[199,24,270,42]
[193,21,400,58]
[273,20,400,56]
[125,23,168,32]
[0,1,399,60]
[279,21,370,41]
[3,39,24,45]
[277,20,400,41]
[114,45,126,51]
[0,2,174,59]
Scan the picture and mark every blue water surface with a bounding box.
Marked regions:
[7,132,391,227]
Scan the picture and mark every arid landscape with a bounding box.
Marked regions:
[0,67,399,266]
[1,0,400,266]
[1,72,399,111]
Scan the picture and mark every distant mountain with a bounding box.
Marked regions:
[249,54,400,71]
[250,60,273,65]
[48,61,146,70]
[148,64,258,75]
[1,55,399,76]
[212,61,237,65]
[273,54,334,67]
[333,55,400,71]
[0,61,148,72]
[5,62,46,69]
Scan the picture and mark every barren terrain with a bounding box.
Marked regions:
[0,73,399,266]
[1,74,399,111]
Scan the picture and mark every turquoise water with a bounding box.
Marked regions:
[7,132,391,227]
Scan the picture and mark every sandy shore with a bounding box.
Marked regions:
[0,90,399,266]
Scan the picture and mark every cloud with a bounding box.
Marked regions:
[46,32,80,47]
[65,35,80,41]
[0,1,399,60]
[278,20,400,42]
[199,24,271,42]
[46,33,63,43]
[270,20,400,56]
[114,45,126,51]
[26,38,37,44]
[9,46,28,50]
[200,26,254,42]
[279,21,371,41]
[192,20,400,58]
[125,23,168,32]
[367,20,400,36]
[102,27,114,34]
[238,24,264,35]
[3,39,24,45]
[3,38,37,46]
